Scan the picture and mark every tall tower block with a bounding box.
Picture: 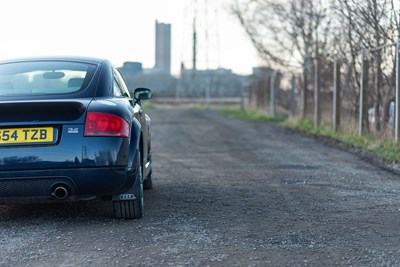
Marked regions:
[155,20,171,74]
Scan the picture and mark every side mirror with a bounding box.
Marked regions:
[133,87,152,100]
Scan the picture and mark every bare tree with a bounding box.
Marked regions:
[333,0,400,132]
[231,0,333,117]
[233,0,400,134]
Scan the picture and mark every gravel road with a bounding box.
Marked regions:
[1,108,400,266]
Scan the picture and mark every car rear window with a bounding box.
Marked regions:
[0,61,97,96]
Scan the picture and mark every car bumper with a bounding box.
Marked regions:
[0,167,136,202]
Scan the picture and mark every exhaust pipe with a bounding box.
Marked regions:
[52,186,69,200]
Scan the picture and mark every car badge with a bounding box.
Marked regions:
[68,128,79,134]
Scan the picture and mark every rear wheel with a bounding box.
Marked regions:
[112,151,144,219]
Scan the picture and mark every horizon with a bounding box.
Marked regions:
[0,0,261,76]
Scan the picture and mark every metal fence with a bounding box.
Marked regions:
[245,40,400,141]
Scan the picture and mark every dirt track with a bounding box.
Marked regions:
[1,108,400,266]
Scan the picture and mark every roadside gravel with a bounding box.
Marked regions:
[1,108,400,266]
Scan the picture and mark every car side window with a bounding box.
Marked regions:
[113,70,131,98]
[113,78,123,97]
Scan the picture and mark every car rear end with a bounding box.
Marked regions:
[0,59,136,204]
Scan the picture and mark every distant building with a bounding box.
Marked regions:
[179,68,245,98]
[118,62,143,90]
[117,20,174,94]
[155,20,171,75]
[120,62,143,74]
[252,67,275,78]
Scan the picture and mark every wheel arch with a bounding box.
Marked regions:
[126,117,141,174]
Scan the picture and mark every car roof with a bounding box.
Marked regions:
[0,56,108,65]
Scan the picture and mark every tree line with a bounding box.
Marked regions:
[231,0,400,132]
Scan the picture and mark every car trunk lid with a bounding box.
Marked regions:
[0,99,91,171]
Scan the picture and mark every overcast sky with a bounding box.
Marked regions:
[0,0,260,75]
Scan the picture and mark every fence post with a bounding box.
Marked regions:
[205,77,210,107]
[290,74,297,116]
[332,59,341,132]
[359,49,369,136]
[396,40,400,141]
[240,87,245,111]
[264,76,268,111]
[314,59,320,128]
[270,70,277,118]
[302,57,309,118]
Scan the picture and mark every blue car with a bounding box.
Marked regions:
[0,57,153,219]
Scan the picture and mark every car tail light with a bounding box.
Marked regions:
[84,112,130,137]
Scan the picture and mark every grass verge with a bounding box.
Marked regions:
[219,108,400,163]
[283,117,400,162]
[219,108,287,123]
[141,101,153,111]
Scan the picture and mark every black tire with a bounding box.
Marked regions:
[112,151,144,219]
[143,170,153,190]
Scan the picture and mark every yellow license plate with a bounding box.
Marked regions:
[0,127,54,144]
